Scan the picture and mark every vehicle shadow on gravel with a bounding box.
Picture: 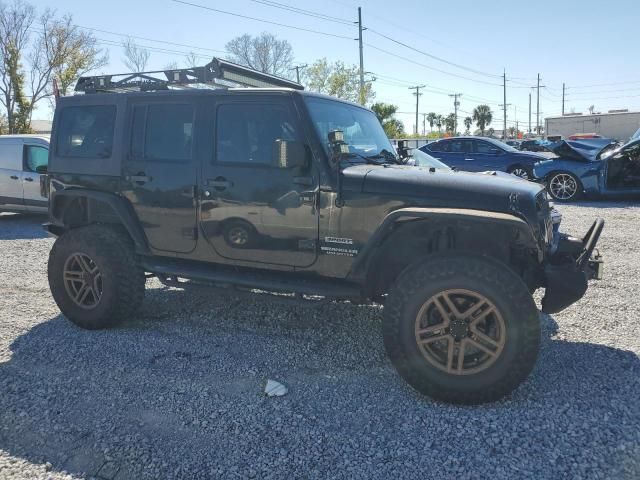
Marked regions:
[0,286,638,479]
[0,213,49,240]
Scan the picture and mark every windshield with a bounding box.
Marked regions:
[412,149,451,170]
[304,97,395,158]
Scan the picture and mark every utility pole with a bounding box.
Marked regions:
[449,93,462,134]
[534,74,545,136]
[289,64,307,84]
[562,82,566,116]
[409,85,425,135]
[502,70,507,139]
[357,7,365,105]
[528,92,532,134]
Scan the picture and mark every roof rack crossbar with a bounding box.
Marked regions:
[75,57,303,94]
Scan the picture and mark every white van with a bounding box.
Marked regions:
[0,135,50,214]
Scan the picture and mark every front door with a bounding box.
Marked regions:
[0,142,25,210]
[200,98,319,267]
[602,141,640,195]
[22,144,49,212]
[121,101,198,253]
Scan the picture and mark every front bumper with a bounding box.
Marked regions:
[541,218,604,314]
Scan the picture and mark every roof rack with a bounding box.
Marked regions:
[75,57,304,94]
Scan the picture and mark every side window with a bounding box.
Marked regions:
[24,145,49,172]
[430,141,449,152]
[215,103,298,165]
[56,105,115,158]
[475,141,496,154]
[450,140,470,153]
[130,104,194,162]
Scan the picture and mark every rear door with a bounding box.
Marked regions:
[0,142,26,210]
[121,100,199,253]
[22,143,49,212]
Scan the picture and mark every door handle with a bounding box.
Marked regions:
[464,158,475,161]
[24,177,34,182]
[126,174,151,184]
[10,175,18,180]
[207,177,233,190]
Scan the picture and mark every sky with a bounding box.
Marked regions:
[29,0,640,133]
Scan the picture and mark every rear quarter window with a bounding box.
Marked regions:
[56,105,116,158]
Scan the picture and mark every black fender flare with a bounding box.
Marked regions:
[349,207,541,283]
[46,189,149,254]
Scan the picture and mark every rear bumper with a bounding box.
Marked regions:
[541,218,604,314]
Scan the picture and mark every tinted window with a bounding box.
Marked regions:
[429,141,449,152]
[216,103,298,165]
[56,105,115,158]
[130,104,194,161]
[449,140,472,153]
[25,145,48,172]
[475,141,500,154]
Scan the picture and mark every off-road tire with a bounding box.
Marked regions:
[383,254,540,404]
[48,225,145,329]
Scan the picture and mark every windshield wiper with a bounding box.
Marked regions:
[364,148,401,164]
[343,152,388,165]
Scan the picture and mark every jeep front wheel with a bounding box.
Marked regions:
[383,255,540,404]
[48,225,145,329]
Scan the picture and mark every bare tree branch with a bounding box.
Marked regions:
[122,37,150,73]
[225,32,293,77]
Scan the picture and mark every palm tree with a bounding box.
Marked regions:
[435,114,443,134]
[472,104,493,136]
[426,112,437,132]
[445,113,456,133]
[463,116,472,134]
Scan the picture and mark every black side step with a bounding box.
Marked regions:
[140,257,362,300]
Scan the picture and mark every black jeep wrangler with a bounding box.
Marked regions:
[43,59,604,404]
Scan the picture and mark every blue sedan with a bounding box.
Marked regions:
[533,138,640,201]
[420,136,547,180]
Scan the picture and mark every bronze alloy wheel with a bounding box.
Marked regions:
[414,289,506,375]
[63,253,103,309]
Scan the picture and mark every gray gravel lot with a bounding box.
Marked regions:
[0,202,639,480]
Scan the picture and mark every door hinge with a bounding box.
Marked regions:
[298,238,316,251]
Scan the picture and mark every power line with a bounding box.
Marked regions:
[364,43,502,87]
[366,28,501,79]
[246,0,353,25]
[569,80,640,89]
[75,25,226,54]
[171,0,354,39]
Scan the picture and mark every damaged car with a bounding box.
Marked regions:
[533,138,640,201]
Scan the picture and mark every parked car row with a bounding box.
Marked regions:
[419,135,640,201]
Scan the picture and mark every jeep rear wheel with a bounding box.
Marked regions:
[383,255,540,404]
[48,225,145,329]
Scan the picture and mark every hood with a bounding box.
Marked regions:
[548,139,617,162]
[342,164,543,213]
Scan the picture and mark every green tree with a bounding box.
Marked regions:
[6,43,30,133]
[371,102,405,138]
[304,58,374,104]
[435,114,443,134]
[472,104,493,136]
[426,112,437,132]
[463,116,472,134]
[444,113,456,133]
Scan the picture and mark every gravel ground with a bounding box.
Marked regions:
[0,202,639,480]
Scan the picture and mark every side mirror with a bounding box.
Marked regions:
[35,165,48,174]
[273,140,308,169]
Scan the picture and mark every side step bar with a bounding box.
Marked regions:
[139,257,363,300]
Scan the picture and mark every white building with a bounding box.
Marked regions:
[545,110,640,142]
